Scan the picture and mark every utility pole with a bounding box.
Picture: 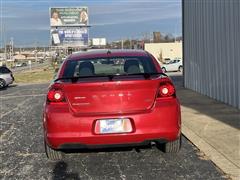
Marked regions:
[149,32,152,43]
[130,37,132,49]
[4,41,7,60]
[10,37,14,61]
[35,40,38,62]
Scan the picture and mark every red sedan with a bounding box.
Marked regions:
[43,50,181,160]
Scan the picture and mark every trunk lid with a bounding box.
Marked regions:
[63,79,160,115]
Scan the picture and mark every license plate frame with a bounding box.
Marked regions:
[96,118,132,134]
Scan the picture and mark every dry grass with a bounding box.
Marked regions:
[14,66,56,83]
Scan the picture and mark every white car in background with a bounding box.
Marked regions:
[161,59,183,73]
[0,66,14,88]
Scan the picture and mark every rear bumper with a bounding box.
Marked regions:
[5,76,14,85]
[43,98,181,149]
[59,139,168,150]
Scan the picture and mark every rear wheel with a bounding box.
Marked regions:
[164,135,181,153]
[0,79,6,89]
[44,140,63,161]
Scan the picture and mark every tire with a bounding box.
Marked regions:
[178,66,183,72]
[44,140,63,161]
[162,67,166,73]
[0,79,6,89]
[164,135,181,153]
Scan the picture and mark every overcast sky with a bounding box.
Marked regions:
[0,0,182,47]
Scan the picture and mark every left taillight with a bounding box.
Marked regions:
[47,84,65,103]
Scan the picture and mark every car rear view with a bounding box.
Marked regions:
[0,66,14,89]
[43,50,181,160]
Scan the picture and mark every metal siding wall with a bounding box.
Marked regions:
[183,0,240,109]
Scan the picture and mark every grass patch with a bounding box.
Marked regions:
[14,66,56,84]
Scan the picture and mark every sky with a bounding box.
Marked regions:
[0,0,182,47]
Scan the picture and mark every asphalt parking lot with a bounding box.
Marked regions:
[0,76,227,180]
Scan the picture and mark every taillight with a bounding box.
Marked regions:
[47,84,65,102]
[158,82,175,98]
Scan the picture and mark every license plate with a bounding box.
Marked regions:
[97,118,132,134]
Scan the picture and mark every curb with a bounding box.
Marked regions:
[182,124,240,180]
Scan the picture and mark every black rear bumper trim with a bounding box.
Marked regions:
[58,139,168,150]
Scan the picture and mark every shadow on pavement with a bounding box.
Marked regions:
[0,84,18,91]
[62,144,154,154]
[169,74,240,129]
[52,161,80,180]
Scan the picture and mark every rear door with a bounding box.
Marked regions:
[167,60,177,71]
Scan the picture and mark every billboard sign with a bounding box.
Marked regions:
[50,7,89,26]
[92,38,107,46]
[51,27,88,46]
[50,7,89,47]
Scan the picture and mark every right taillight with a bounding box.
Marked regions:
[158,82,175,98]
[47,84,65,103]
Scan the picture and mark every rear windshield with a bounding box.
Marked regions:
[62,56,157,78]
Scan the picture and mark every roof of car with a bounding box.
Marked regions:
[0,66,9,69]
[67,49,150,60]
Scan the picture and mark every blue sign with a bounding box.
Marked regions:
[51,27,88,46]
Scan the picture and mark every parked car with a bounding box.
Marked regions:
[0,66,14,88]
[43,50,181,160]
[15,63,22,67]
[161,59,183,72]
[15,62,27,67]
[38,59,44,63]
[22,62,27,66]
